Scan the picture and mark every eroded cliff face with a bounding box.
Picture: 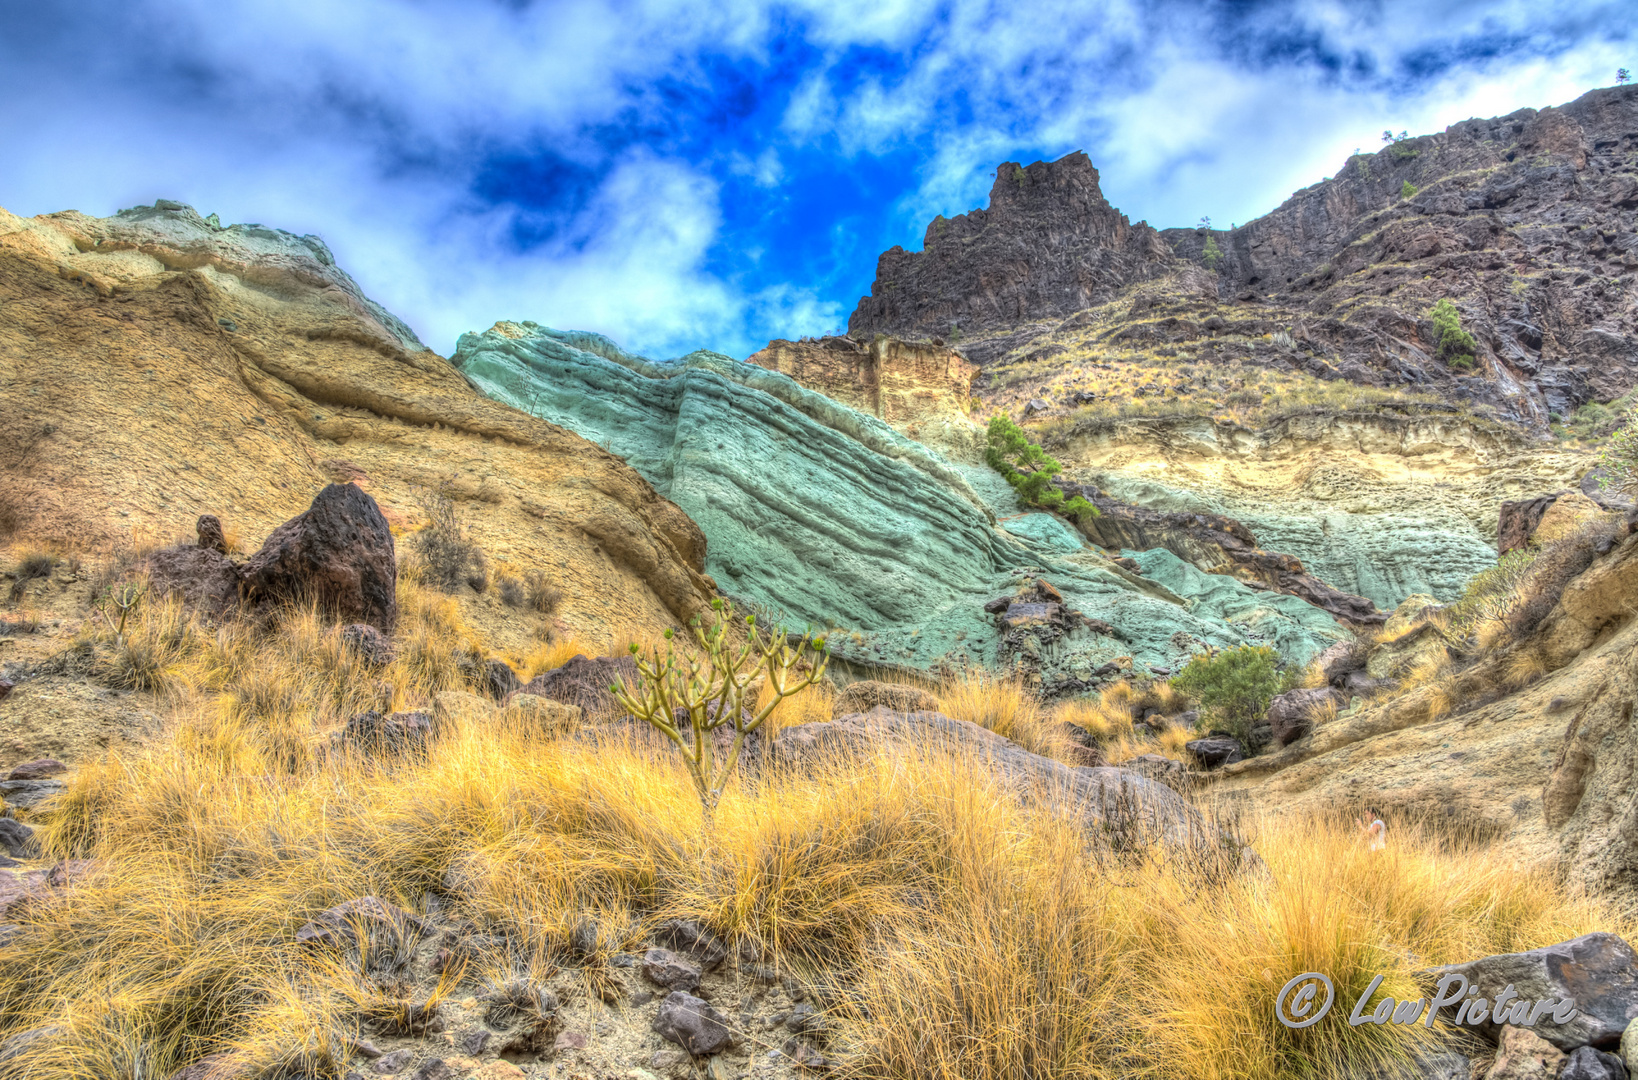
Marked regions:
[452,321,1350,678]
[0,202,716,646]
[850,85,1638,426]
[847,152,1173,345]
[1213,526,1638,899]
[1045,411,1590,609]
[745,335,983,459]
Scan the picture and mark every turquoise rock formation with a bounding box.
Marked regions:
[453,323,1346,673]
[1090,473,1499,609]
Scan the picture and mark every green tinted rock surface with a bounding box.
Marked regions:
[454,323,1344,670]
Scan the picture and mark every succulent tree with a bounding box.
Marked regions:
[612,597,829,817]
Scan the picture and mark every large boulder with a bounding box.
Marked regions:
[141,544,243,619]
[518,654,637,720]
[771,707,1212,847]
[1313,640,1367,685]
[241,483,397,632]
[831,679,939,719]
[1266,687,1342,746]
[1184,735,1244,769]
[1417,933,1638,1051]
[1483,1025,1566,1080]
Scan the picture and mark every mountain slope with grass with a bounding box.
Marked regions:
[0,201,715,656]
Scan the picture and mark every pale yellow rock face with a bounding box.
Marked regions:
[1213,530,1638,898]
[1531,492,1609,546]
[746,335,986,460]
[0,204,715,652]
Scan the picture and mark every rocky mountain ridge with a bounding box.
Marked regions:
[849,84,1638,428]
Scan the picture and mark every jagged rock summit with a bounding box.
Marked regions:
[849,85,1638,425]
[848,151,1174,345]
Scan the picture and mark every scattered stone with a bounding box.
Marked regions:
[653,919,730,972]
[166,1052,235,1080]
[643,948,702,993]
[0,779,65,809]
[372,1050,414,1074]
[649,1050,689,1070]
[485,659,522,701]
[0,818,37,858]
[457,1029,488,1057]
[46,859,97,888]
[431,691,493,729]
[342,711,434,753]
[632,990,655,1006]
[409,1060,450,1080]
[1561,1045,1628,1080]
[1484,1025,1566,1080]
[195,514,229,555]
[1419,933,1638,1051]
[241,482,398,633]
[0,677,13,702]
[470,1064,525,1080]
[340,624,395,668]
[6,759,65,781]
[1314,640,1367,685]
[500,693,581,735]
[518,653,637,719]
[785,1003,824,1034]
[652,991,734,1056]
[294,896,433,950]
[831,680,939,719]
[781,1039,828,1070]
[350,1038,384,1059]
[1023,398,1051,418]
[1266,687,1341,745]
[1184,735,1245,769]
[0,871,46,919]
[553,1030,588,1052]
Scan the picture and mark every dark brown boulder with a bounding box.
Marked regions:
[6,759,65,781]
[485,659,522,702]
[1266,687,1343,746]
[1185,735,1245,769]
[0,677,14,702]
[195,514,229,555]
[519,654,637,720]
[242,483,397,632]
[141,544,244,619]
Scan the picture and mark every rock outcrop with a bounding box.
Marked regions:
[850,85,1638,426]
[745,335,982,458]
[241,482,398,632]
[848,152,1173,347]
[0,201,716,646]
[453,321,1348,675]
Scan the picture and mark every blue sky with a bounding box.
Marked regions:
[1,0,1632,359]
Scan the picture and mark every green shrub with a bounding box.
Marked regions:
[1401,180,1418,199]
[1171,645,1294,747]
[1202,235,1224,270]
[1599,407,1638,497]
[1430,299,1477,370]
[985,416,1099,521]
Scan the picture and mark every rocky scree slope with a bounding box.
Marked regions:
[850,84,1638,427]
[0,201,715,645]
[452,321,1349,682]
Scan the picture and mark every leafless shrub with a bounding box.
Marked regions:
[410,489,486,595]
[524,570,562,615]
[1506,519,1624,638]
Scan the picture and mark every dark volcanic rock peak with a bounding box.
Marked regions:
[847,151,1173,342]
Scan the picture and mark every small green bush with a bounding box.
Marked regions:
[985,415,1099,521]
[1171,644,1294,747]
[1401,180,1418,199]
[1430,299,1477,370]
[1202,235,1224,270]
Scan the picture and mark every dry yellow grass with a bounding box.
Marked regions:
[936,669,1077,761]
[5,560,1631,1080]
[518,634,596,679]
